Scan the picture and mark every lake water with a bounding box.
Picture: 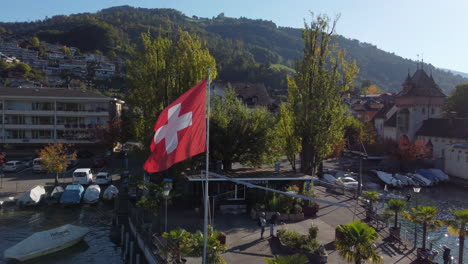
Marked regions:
[383,184,468,264]
[0,203,122,264]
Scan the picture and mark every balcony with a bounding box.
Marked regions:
[4,123,55,129]
[3,109,55,116]
[55,110,108,117]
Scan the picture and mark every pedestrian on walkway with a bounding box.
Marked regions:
[442,245,451,264]
[269,212,279,237]
[258,212,267,239]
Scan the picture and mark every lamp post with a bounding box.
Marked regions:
[162,179,173,233]
[413,186,421,248]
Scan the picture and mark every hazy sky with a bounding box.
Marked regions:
[2,0,467,72]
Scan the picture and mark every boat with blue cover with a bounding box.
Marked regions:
[60,184,84,204]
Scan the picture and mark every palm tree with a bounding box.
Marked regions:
[264,254,309,264]
[385,199,407,229]
[190,225,228,264]
[445,209,468,264]
[403,206,443,249]
[362,191,379,220]
[162,227,193,263]
[335,220,383,264]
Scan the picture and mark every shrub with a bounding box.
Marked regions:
[278,229,321,254]
[308,225,318,240]
[294,204,303,214]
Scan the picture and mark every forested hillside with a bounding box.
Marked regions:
[0,5,466,94]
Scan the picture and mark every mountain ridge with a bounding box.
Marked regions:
[0,5,466,94]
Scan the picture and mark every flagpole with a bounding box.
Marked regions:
[202,68,211,264]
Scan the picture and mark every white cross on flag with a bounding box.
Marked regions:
[144,79,207,173]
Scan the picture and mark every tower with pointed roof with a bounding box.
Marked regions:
[394,68,446,141]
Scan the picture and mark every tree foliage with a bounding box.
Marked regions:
[210,89,279,170]
[397,136,430,161]
[288,14,359,173]
[335,220,383,264]
[385,199,407,228]
[37,143,77,185]
[403,206,443,249]
[275,103,301,172]
[92,120,124,150]
[445,209,468,264]
[447,83,468,117]
[126,30,217,148]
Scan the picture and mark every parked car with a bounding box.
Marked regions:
[72,168,94,185]
[95,172,112,185]
[32,158,46,173]
[3,161,25,172]
[335,177,361,190]
[92,156,108,168]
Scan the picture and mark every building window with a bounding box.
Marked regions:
[466,156,468,163]
[441,149,445,158]
[226,184,246,200]
[431,108,435,115]
[422,108,426,114]
[457,155,460,162]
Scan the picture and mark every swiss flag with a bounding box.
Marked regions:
[143,80,207,173]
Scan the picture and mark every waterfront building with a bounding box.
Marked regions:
[0,87,123,148]
[444,143,468,180]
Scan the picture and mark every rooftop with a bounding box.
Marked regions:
[399,69,446,97]
[416,118,468,139]
[186,168,313,181]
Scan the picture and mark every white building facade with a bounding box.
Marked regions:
[0,87,122,146]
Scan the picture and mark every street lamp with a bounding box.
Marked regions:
[413,186,421,248]
[162,178,173,233]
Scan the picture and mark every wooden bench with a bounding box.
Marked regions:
[389,233,408,251]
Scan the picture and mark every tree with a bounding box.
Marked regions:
[275,103,301,172]
[365,84,381,95]
[264,254,309,264]
[210,90,279,170]
[93,120,123,151]
[447,83,468,117]
[190,225,227,264]
[335,220,382,264]
[397,136,430,161]
[31,37,40,47]
[385,199,406,229]
[362,191,379,220]
[288,14,359,173]
[445,209,468,264]
[37,143,77,185]
[403,206,443,249]
[162,227,193,263]
[126,30,217,149]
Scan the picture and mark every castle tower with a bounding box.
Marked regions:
[395,69,446,141]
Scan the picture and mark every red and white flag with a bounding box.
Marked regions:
[143,80,207,173]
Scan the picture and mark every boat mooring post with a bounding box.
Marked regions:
[120,225,125,245]
[136,254,140,264]
[129,241,134,264]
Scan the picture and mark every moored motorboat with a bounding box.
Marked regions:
[49,186,64,202]
[60,184,84,204]
[18,185,46,206]
[428,169,449,182]
[408,173,433,186]
[3,224,89,262]
[83,185,100,204]
[372,170,402,188]
[416,169,440,184]
[103,185,118,200]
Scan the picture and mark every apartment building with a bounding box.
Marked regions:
[0,87,123,147]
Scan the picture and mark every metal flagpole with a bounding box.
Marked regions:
[202,68,211,264]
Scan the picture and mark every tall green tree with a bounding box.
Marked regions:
[126,30,217,148]
[210,90,279,170]
[275,103,301,172]
[403,206,443,249]
[445,209,468,264]
[288,14,359,173]
[335,220,382,264]
[385,199,406,229]
[447,83,468,117]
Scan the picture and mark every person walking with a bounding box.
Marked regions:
[258,212,267,239]
[442,245,451,264]
[269,212,279,237]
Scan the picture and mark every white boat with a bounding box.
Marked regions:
[372,170,402,188]
[18,185,46,206]
[4,224,89,262]
[103,185,119,200]
[83,185,100,204]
